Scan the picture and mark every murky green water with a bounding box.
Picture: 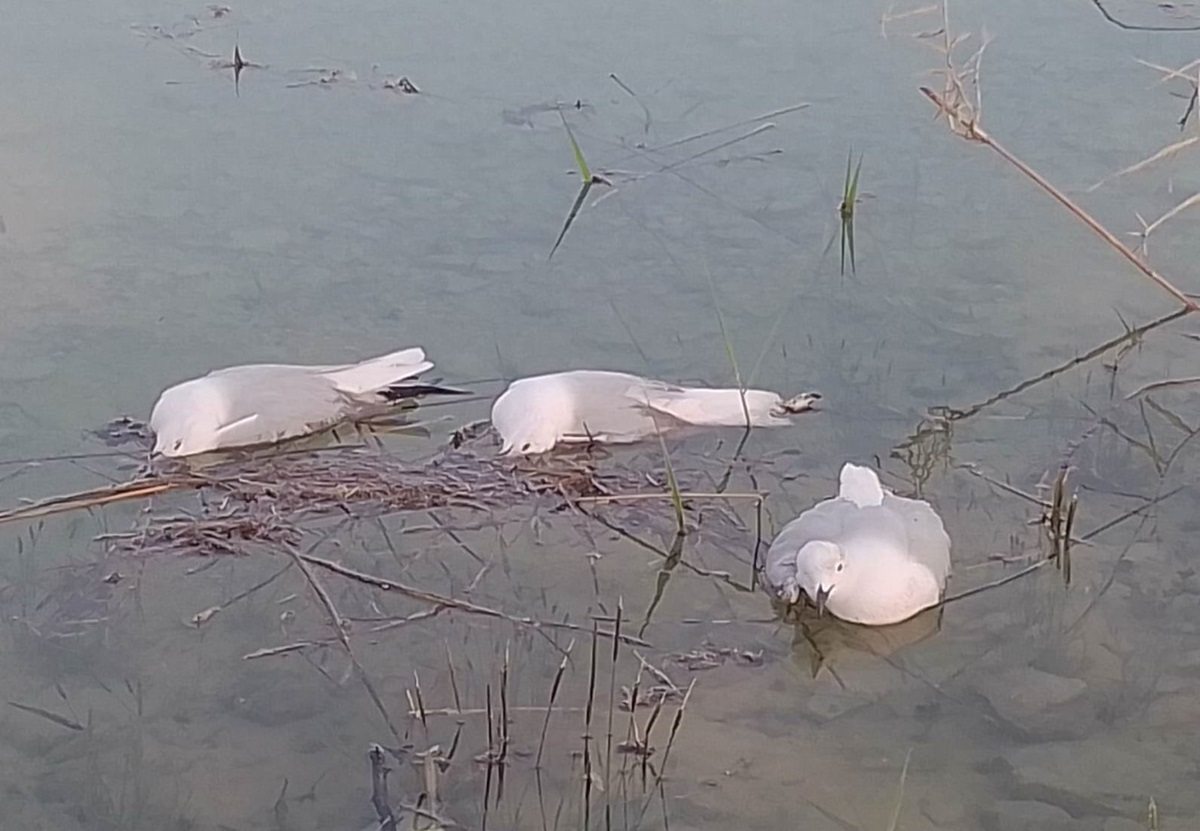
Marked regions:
[3,1,1200,828]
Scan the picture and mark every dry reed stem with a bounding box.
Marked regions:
[943,559,1051,604]
[958,463,1051,508]
[0,478,198,527]
[881,3,939,38]
[300,553,650,647]
[1136,57,1200,85]
[1126,376,1200,398]
[410,705,584,718]
[935,306,1190,422]
[1087,136,1199,193]
[571,491,763,505]
[921,2,1197,311]
[242,640,333,659]
[283,545,404,744]
[1130,191,1200,254]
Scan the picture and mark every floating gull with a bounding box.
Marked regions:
[491,369,820,455]
[765,463,951,626]
[150,347,462,457]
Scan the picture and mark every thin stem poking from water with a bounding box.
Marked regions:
[536,644,573,770]
[942,559,1050,605]
[582,621,599,831]
[1087,0,1200,32]
[603,602,622,831]
[635,680,693,828]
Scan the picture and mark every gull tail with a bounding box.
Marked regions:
[320,347,433,396]
[642,387,793,428]
[839,463,886,507]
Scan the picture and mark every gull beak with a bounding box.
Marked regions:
[814,584,832,617]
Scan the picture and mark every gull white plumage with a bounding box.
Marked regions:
[765,463,951,626]
[491,370,820,455]
[151,347,458,458]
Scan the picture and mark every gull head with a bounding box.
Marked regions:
[793,540,846,616]
[150,380,227,458]
[491,376,576,456]
[151,413,222,458]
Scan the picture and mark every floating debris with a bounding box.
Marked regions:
[287,67,358,88]
[382,75,419,94]
[89,441,654,558]
[88,415,153,447]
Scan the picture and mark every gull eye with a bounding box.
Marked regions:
[521,442,533,453]
[173,439,183,451]
[835,562,844,573]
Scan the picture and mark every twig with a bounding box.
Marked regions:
[1126,376,1200,399]
[417,704,584,718]
[942,559,1050,604]
[921,83,1197,310]
[300,553,651,646]
[958,463,1049,507]
[1087,0,1200,32]
[243,640,332,660]
[189,561,292,628]
[1087,136,1198,192]
[284,546,403,744]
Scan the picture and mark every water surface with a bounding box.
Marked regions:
[2,0,1200,828]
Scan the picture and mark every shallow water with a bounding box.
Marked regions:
[3,0,1200,828]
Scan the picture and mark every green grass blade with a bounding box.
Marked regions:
[704,267,750,426]
[652,424,686,535]
[560,112,592,183]
[839,149,863,275]
[842,150,854,212]
[840,218,849,275]
[662,447,685,534]
[847,208,856,274]
[848,153,863,204]
[638,531,685,637]
[549,180,593,260]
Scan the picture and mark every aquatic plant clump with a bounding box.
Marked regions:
[92,442,669,558]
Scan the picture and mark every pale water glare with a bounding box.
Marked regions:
[3,0,1200,828]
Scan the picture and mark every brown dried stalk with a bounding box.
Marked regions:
[299,552,650,647]
[920,3,1197,311]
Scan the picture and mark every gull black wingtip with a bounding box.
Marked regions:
[380,382,472,402]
